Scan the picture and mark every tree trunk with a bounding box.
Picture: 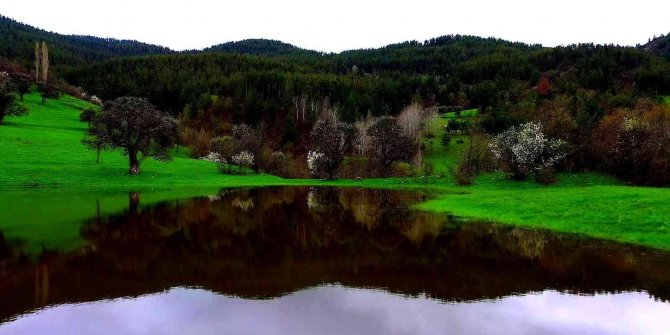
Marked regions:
[0,111,4,124]
[128,192,140,214]
[129,151,140,175]
[96,146,101,163]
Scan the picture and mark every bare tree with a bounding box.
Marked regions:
[308,101,354,179]
[367,116,414,175]
[34,41,49,83]
[423,107,442,138]
[292,94,308,121]
[354,116,374,157]
[397,103,424,142]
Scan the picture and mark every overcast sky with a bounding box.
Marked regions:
[1,0,668,52]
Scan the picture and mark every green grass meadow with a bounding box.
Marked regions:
[444,108,479,119]
[2,93,670,253]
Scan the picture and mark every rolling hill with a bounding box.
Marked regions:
[0,14,174,71]
[204,38,320,56]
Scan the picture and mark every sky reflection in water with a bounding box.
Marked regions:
[1,286,668,335]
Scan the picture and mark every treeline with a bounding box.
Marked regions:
[64,53,425,122]
[65,38,670,118]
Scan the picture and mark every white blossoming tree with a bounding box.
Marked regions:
[489,122,568,180]
[201,152,224,163]
[90,95,103,106]
[232,151,254,173]
[306,150,328,178]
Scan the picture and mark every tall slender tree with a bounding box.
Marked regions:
[34,41,49,83]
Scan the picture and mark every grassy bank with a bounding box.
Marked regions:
[1,93,670,252]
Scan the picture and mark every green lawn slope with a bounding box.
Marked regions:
[1,93,670,253]
[0,93,295,191]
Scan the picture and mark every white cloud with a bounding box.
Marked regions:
[0,0,668,52]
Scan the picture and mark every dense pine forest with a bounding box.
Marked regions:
[204,39,321,56]
[0,15,172,71]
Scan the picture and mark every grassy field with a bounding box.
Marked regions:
[444,108,479,119]
[2,93,670,253]
[0,93,299,191]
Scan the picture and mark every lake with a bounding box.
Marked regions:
[1,187,669,334]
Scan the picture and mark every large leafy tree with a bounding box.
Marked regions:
[309,106,354,179]
[0,72,27,124]
[10,73,31,101]
[86,97,178,175]
[367,116,413,175]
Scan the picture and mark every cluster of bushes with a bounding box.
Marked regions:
[453,132,496,185]
[304,102,435,180]
[592,102,670,185]
[183,101,435,179]
[190,122,311,177]
[458,85,670,186]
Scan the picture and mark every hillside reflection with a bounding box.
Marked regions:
[1,187,670,323]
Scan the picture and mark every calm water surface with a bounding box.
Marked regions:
[1,187,669,334]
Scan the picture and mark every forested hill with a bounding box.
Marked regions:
[64,36,670,119]
[0,15,173,71]
[2,13,669,131]
[641,34,670,59]
[204,39,320,56]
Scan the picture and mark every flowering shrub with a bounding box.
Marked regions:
[592,106,670,186]
[201,152,225,163]
[489,122,567,180]
[306,150,328,178]
[232,151,254,171]
[90,95,103,106]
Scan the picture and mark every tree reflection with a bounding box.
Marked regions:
[1,187,670,323]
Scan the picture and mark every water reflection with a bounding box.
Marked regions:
[1,187,670,333]
[2,287,668,335]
